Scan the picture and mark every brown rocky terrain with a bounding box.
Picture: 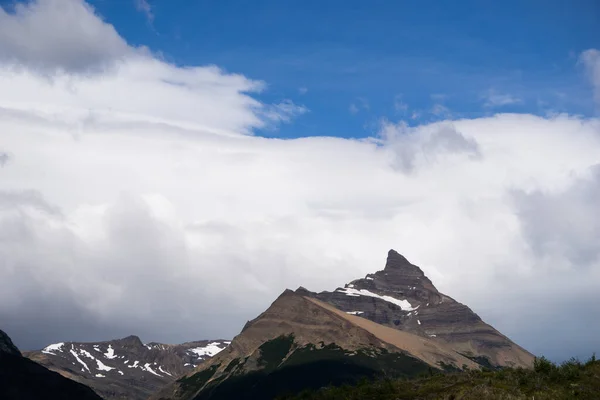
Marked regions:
[151,249,534,400]
[25,335,230,400]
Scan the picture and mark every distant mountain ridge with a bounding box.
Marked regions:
[152,250,534,400]
[25,336,230,400]
[0,329,102,400]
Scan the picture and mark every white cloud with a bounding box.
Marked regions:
[580,49,600,107]
[349,103,359,114]
[483,89,523,108]
[1,1,600,363]
[0,0,131,73]
[298,87,308,95]
[134,0,154,24]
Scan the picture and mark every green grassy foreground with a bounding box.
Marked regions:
[279,355,600,400]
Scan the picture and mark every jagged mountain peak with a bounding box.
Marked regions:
[384,249,423,275]
[152,250,534,400]
[114,335,144,347]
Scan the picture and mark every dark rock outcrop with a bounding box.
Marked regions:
[0,329,102,400]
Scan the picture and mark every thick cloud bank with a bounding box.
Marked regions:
[1,1,599,362]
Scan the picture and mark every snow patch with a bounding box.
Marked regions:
[366,277,374,280]
[417,320,421,325]
[336,288,417,311]
[104,345,117,359]
[128,360,139,369]
[188,342,227,358]
[118,370,124,375]
[95,374,105,378]
[159,366,172,376]
[346,311,364,315]
[42,342,64,355]
[96,359,115,372]
[429,334,437,337]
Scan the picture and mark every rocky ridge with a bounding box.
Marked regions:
[299,250,533,368]
[25,335,230,400]
[152,250,534,400]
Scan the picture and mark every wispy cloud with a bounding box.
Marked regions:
[580,49,600,107]
[349,97,370,114]
[483,89,522,108]
[134,0,154,25]
[298,87,308,95]
[394,94,408,114]
[431,103,451,118]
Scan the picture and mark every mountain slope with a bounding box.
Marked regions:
[25,336,230,400]
[151,290,480,400]
[299,250,533,369]
[0,329,102,400]
[152,249,534,400]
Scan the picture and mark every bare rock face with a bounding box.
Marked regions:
[299,249,534,368]
[25,336,231,400]
[151,250,535,400]
[151,290,481,400]
[0,329,102,400]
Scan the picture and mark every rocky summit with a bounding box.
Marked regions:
[25,336,231,400]
[151,250,534,400]
[299,249,534,368]
[0,329,102,400]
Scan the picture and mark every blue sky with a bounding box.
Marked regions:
[0,0,596,137]
[79,0,600,138]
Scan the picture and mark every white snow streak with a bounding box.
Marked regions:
[95,374,105,378]
[336,288,417,311]
[143,363,161,376]
[346,311,364,315]
[70,350,90,373]
[42,342,64,355]
[158,366,172,376]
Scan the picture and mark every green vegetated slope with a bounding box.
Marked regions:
[279,356,600,400]
[175,335,433,400]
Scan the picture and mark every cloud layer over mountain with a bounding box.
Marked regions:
[1,0,599,362]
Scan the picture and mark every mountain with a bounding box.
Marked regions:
[299,250,534,369]
[25,336,230,400]
[0,329,102,400]
[151,250,534,400]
